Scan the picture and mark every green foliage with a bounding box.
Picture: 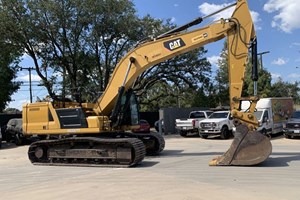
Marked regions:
[243,61,272,98]
[0,63,20,111]
[0,19,21,111]
[214,41,273,106]
[0,0,140,101]
[270,78,300,103]
[135,47,213,110]
[4,107,21,114]
[3,0,296,113]
[214,42,230,106]
[191,87,217,108]
[0,0,214,110]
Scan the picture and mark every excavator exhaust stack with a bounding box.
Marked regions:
[209,124,272,166]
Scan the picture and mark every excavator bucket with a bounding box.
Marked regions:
[209,124,272,166]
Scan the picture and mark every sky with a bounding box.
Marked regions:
[8,0,300,110]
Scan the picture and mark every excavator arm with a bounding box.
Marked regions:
[95,0,259,128]
[93,0,272,166]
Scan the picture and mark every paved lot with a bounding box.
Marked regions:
[1,134,300,200]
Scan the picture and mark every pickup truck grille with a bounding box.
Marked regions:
[286,123,300,129]
[200,122,212,129]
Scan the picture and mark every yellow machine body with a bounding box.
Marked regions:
[23,0,272,167]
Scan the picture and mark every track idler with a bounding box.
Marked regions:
[209,123,272,166]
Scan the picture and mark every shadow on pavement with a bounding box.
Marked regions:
[258,152,300,167]
[155,149,225,157]
[0,142,20,150]
[139,161,160,168]
[151,149,300,168]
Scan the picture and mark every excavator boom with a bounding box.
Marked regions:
[94,21,234,116]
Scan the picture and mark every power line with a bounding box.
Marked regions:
[18,89,47,92]
[19,67,35,103]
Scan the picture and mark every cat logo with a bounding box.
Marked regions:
[164,38,186,51]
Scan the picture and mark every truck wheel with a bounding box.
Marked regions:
[0,138,2,149]
[261,129,271,138]
[14,133,24,146]
[284,134,291,139]
[180,131,187,137]
[198,129,208,139]
[220,126,229,139]
[5,133,12,143]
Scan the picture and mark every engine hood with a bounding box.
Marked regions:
[287,118,300,123]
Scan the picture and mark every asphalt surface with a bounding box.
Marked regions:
[0,134,300,200]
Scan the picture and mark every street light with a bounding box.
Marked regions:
[257,51,270,70]
[20,67,35,103]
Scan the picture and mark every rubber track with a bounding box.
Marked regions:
[28,137,146,167]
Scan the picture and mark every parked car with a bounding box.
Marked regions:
[198,111,234,139]
[5,118,26,145]
[283,110,300,139]
[175,110,212,137]
[132,119,150,133]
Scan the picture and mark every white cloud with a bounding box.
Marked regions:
[271,57,288,65]
[170,17,176,23]
[207,55,220,67]
[199,2,234,20]
[288,73,300,79]
[291,42,300,46]
[250,11,262,30]
[264,0,300,33]
[271,72,281,80]
[198,2,261,30]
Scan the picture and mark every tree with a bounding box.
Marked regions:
[0,0,213,111]
[4,107,21,114]
[214,42,230,106]
[0,11,21,111]
[0,0,138,101]
[191,86,217,108]
[270,78,300,103]
[0,53,20,111]
[135,47,212,110]
[215,42,273,106]
[242,61,272,98]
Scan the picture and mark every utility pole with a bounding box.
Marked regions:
[257,51,270,70]
[20,67,35,103]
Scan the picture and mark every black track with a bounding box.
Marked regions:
[28,137,146,167]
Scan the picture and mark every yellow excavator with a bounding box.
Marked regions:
[22,0,272,167]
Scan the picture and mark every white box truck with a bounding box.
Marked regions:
[241,97,293,136]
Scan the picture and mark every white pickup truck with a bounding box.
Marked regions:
[198,110,234,139]
[175,110,213,137]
